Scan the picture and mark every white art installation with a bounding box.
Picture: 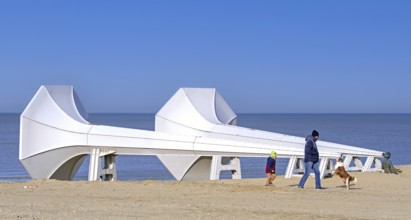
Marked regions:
[19,86,383,181]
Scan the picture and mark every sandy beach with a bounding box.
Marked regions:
[1,165,410,220]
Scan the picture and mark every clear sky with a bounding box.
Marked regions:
[1,1,410,113]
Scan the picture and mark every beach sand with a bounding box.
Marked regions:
[1,165,410,220]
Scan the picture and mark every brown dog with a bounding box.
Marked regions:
[333,158,357,189]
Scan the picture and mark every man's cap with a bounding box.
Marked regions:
[312,130,319,137]
[271,151,277,157]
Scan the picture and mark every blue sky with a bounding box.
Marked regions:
[1,1,410,113]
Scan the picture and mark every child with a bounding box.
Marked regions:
[382,152,402,174]
[332,157,357,189]
[265,151,277,186]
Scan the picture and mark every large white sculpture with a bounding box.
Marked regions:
[156,88,384,180]
[20,86,382,181]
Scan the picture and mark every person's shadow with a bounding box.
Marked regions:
[288,184,329,189]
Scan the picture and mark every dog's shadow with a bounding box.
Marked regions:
[336,185,362,190]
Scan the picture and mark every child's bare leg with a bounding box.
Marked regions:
[270,174,276,184]
[265,173,272,186]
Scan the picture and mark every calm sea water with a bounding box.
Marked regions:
[1,113,410,182]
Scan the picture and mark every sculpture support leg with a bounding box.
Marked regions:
[285,156,305,179]
[210,156,242,180]
[88,148,117,181]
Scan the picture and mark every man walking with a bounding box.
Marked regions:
[298,130,322,189]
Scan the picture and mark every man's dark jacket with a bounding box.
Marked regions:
[304,135,319,163]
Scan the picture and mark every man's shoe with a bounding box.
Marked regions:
[315,187,325,190]
[298,186,304,189]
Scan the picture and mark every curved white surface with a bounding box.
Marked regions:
[20,86,382,181]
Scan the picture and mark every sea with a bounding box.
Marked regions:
[1,113,410,182]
